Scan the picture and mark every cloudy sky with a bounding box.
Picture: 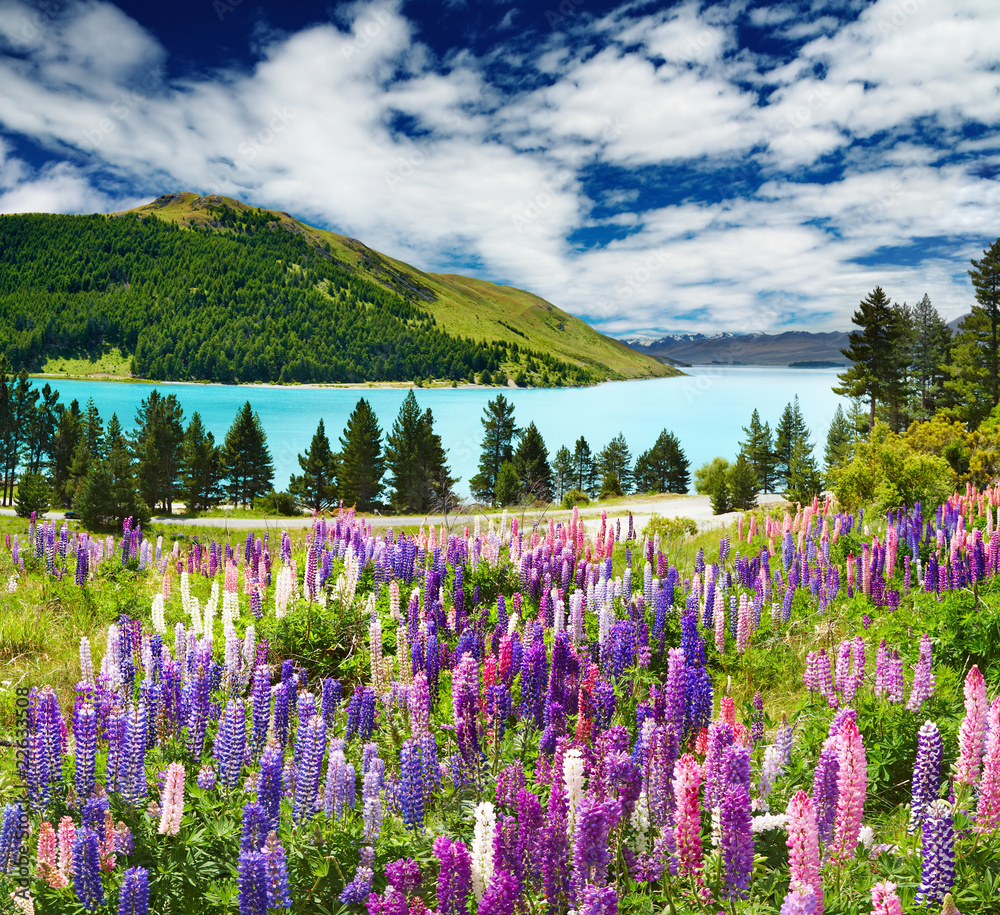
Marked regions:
[0,0,998,337]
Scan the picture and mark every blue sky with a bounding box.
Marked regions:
[0,0,998,337]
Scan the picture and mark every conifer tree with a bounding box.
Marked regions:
[739,409,776,492]
[26,383,60,476]
[552,445,573,502]
[50,399,82,507]
[223,401,274,508]
[338,398,385,511]
[74,439,149,529]
[634,429,690,494]
[571,436,597,496]
[727,453,759,511]
[383,392,455,513]
[773,397,808,488]
[945,238,1000,426]
[597,433,633,494]
[824,404,855,480]
[785,438,823,505]
[494,460,521,506]
[834,286,910,433]
[290,418,339,511]
[181,412,224,513]
[909,293,951,420]
[470,395,518,505]
[133,390,185,513]
[512,421,553,502]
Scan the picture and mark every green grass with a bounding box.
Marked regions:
[34,346,133,378]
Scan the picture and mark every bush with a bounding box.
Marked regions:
[252,489,301,516]
[494,461,521,506]
[14,472,50,518]
[562,488,590,509]
[694,456,729,494]
[643,514,698,540]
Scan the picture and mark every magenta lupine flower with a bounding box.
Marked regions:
[909,721,942,835]
[829,717,866,862]
[433,835,472,915]
[975,696,1000,831]
[673,753,704,880]
[785,790,823,915]
[702,723,734,811]
[955,665,988,786]
[907,634,935,712]
[384,857,421,895]
[870,880,903,915]
[720,783,753,900]
[916,799,955,907]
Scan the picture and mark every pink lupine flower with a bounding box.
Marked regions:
[720,696,736,728]
[673,753,704,880]
[785,790,823,915]
[870,880,903,915]
[975,697,1000,831]
[57,817,74,879]
[157,762,186,836]
[955,665,988,786]
[736,594,751,654]
[36,821,67,888]
[829,717,867,861]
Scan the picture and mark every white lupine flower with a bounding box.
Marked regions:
[471,801,496,901]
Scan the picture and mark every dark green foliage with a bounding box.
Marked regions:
[633,429,690,494]
[512,421,552,502]
[493,460,521,506]
[552,445,573,502]
[50,399,81,507]
[784,438,822,504]
[14,471,49,517]
[0,211,592,385]
[561,487,590,509]
[773,396,808,489]
[181,412,225,513]
[338,398,385,511]
[470,395,518,506]
[727,452,759,510]
[289,419,339,511]
[694,457,729,495]
[739,409,776,493]
[824,403,854,479]
[945,239,1000,426]
[909,293,951,420]
[252,490,300,516]
[834,286,911,432]
[571,436,597,496]
[709,474,733,514]
[383,392,455,513]
[223,401,274,508]
[133,389,185,512]
[597,433,632,494]
[74,440,150,529]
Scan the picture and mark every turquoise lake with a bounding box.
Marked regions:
[41,366,847,498]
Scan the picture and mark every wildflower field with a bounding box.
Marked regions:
[3,492,1000,915]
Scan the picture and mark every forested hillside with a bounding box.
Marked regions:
[0,194,674,386]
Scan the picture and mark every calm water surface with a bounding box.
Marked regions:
[43,366,846,497]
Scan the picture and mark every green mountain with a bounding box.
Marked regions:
[0,192,676,387]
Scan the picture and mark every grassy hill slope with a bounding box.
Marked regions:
[108,192,676,384]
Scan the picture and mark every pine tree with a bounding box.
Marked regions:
[223,401,274,508]
[597,433,633,494]
[494,460,521,506]
[785,438,823,505]
[14,472,49,518]
[290,418,338,511]
[824,404,854,480]
[634,429,690,494]
[834,286,910,433]
[512,421,553,502]
[50,399,82,508]
[739,409,776,492]
[773,397,808,489]
[469,395,518,506]
[74,440,149,529]
[727,453,759,511]
[552,445,573,502]
[338,398,385,511]
[945,238,1000,426]
[25,383,60,475]
[572,436,597,496]
[181,412,224,513]
[133,390,185,513]
[909,293,951,420]
[383,392,455,513]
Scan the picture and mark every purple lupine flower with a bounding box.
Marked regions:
[434,835,473,915]
[703,723,735,811]
[241,800,270,853]
[324,742,349,820]
[250,667,271,758]
[579,884,618,915]
[572,796,621,900]
[292,715,326,824]
[811,738,839,848]
[399,740,425,832]
[907,634,935,712]
[72,826,105,911]
[320,678,341,728]
[214,700,247,791]
[750,691,764,745]
[385,857,421,895]
[122,701,149,807]
[117,866,150,915]
[909,720,942,834]
[238,850,269,915]
[419,732,441,800]
[916,799,955,906]
[257,743,283,832]
[262,831,292,910]
[197,765,217,791]
[478,868,519,915]
[272,682,290,749]
[720,783,753,900]
[340,846,375,905]
[74,702,98,801]
[0,803,26,875]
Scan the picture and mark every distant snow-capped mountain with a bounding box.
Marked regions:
[623,330,851,366]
